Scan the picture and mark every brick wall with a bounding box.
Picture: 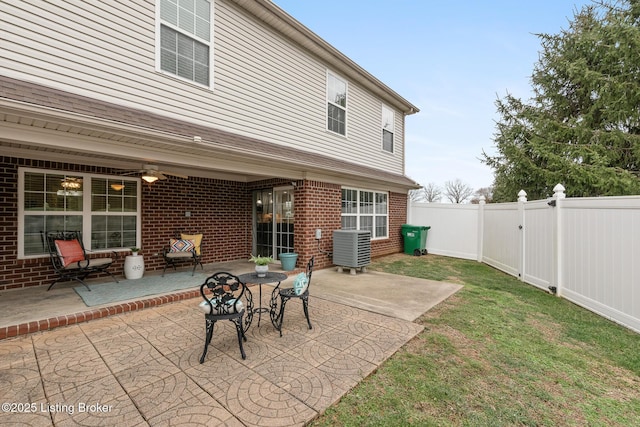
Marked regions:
[294,181,407,270]
[371,190,408,258]
[1,157,407,290]
[0,158,19,290]
[295,180,343,270]
[0,157,254,291]
[140,176,253,272]
[0,157,124,291]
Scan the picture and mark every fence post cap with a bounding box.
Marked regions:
[517,190,527,202]
[553,184,566,199]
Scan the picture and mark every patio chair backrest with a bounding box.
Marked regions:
[198,271,253,361]
[305,256,315,284]
[199,272,248,316]
[43,230,87,271]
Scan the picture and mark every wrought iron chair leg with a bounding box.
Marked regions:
[277,297,289,337]
[47,278,62,291]
[235,321,246,360]
[73,277,91,292]
[302,297,312,330]
[104,270,120,283]
[200,319,215,364]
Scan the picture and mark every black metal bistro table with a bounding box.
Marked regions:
[237,271,287,327]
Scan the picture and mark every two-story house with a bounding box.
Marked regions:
[0,0,419,291]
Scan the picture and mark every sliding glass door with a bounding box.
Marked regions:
[252,187,294,259]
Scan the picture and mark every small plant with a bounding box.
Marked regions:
[249,254,273,265]
[130,247,140,253]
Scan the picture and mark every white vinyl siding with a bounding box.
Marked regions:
[1,0,405,174]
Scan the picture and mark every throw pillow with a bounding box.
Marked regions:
[54,239,85,267]
[181,233,203,255]
[169,238,195,253]
[293,272,309,296]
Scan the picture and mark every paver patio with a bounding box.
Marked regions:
[0,284,425,426]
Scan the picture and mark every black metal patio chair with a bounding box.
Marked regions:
[42,230,119,291]
[198,272,254,362]
[269,256,314,337]
[162,232,204,276]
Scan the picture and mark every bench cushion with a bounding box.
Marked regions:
[62,257,113,270]
[199,298,244,314]
[165,251,194,259]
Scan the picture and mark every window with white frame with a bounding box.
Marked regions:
[327,72,347,135]
[19,169,140,257]
[341,188,388,239]
[382,104,395,153]
[158,0,211,86]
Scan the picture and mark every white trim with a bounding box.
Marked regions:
[341,187,389,240]
[381,103,395,153]
[18,167,142,259]
[155,0,214,89]
[326,69,348,137]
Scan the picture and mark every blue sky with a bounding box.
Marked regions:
[273,0,592,193]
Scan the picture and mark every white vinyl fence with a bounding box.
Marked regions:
[407,185,640,334]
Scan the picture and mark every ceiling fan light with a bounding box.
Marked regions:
[110,183,125,191]
[142,175,158,183]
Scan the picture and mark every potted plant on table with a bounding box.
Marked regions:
[249,254,273,278]
[130,247,140,256]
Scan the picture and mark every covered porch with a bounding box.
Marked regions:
[1,76,415,293]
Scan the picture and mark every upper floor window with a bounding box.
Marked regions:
[327,72,347,135]
[341,188,388,239]
[19,169,140,257]
[158,0,212,86]
[382,104,395,153]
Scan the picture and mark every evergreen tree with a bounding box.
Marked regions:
[484,0,640,201]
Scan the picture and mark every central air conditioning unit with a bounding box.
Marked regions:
[332,230,371,275]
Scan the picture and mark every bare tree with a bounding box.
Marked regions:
[470,186,494,204]
[444,179,474,203]
[422,182,442,202]
[408,188,423,202]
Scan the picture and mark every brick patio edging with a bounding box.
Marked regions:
[0,288,201,341]
[0,270,304,341]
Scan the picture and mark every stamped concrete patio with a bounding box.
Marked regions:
[0,260,462,426]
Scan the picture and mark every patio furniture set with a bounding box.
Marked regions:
[43,231,205,292]
[199,257,314,362]
[42,230,314,364]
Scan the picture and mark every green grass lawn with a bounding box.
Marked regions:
[309,254,640,427]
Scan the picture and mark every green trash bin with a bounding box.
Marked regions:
[401,224,430,256]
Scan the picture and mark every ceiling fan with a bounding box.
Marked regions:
[121,164,189,183]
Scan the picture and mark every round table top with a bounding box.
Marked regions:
[238,271,287,284]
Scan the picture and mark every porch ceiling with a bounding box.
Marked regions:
[0,76,419,191]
